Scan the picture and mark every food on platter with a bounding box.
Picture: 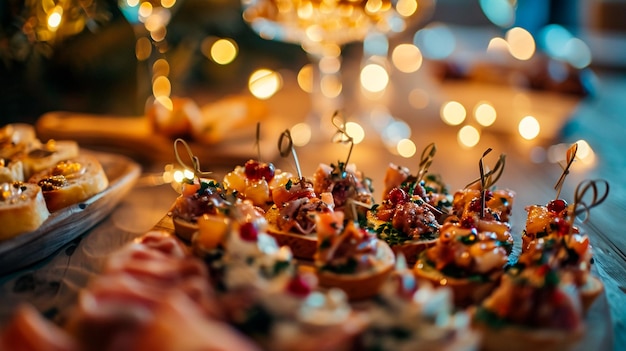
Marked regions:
[473,264,585,351]
[314,211,395,300]
[265,176,335,260]
[169,177,232,241]
[360,254,480,351]
[413,219,511,307]
[21,139,80,180]
[451,187,516,225]
[312,161,374,214]
[223,158,293,210]
[0,123,39,160]
[0,181,51,240]
[28,154,109,212]
[146,96,204,138]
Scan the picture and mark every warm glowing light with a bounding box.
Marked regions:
[291,123,312,146]
[473,101,497,127]
[321,75,342,98]
[152,59,170,77]
[320,56,341,74]
[150,26,167,42]
[458,125,480,148]
[487,37,510,54]
[152,76,171,98]
[518,115,540,140]
[382,120,411,147]
[248,69,282,99]
[397,139,417,158]
[440,101,466,126]
[408,89,429,109]
[173,170,185,183]
[211,39,238,65]
[297,64,314,93]
[127,0,140,6]
[345,122,365,144]
[161,0,177,8]
[135,36,152,61]
[479,0,515,28]
[47,6,63,30]
[575,139,596,165]
[396,0,418,17]
[360,63,389,93]
[505,27,535,60]
[155,96,173,110]
[392,44,423,73]
[139,2,153,18]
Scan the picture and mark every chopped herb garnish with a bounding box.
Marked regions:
[285,179,293,190]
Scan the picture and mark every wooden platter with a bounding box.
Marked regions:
[0,151,141,275]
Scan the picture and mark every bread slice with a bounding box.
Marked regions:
[0,123,40,159]
[0,182,50,240]
[21,140,79,179]
[316,240,395,301]
[474,320,585,351]
[28,154,108,212]
[580,275,604,313]
[0,159,24,183]
[265,205,318,260]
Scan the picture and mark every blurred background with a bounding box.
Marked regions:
[1,0,624,125]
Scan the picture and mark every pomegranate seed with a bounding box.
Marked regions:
[239,222,258,242]
[287,274,312,296]
[388,188,408,205]
[244,160,260,180]
[258,163,275,182]
[547,199,567,214]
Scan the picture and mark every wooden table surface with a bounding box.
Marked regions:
[0,66,623,350]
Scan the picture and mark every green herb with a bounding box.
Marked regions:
[474,307,508,329]
[285,179,293,190]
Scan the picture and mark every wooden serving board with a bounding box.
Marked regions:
[35,111,280,167]
[0,151,141,275]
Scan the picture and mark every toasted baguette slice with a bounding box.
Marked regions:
[316,240,395,301]
[0,123,40,159]
[28,154,108,212]
[580,275,604,313]
[21,140,80,179]
[414,259,500,308]
[0,182,50,240]
[0,159,24,183]
[172,216,198,242]
[265,205,318,260]
[474,320,585,351]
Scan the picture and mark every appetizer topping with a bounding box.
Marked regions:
[286,272,315,297]
[224,159,292,208]
[297,289,352,327]
[170,179,230,224]
[476,264,583,331]
[315,211,379,274]
[37,175,69,191]
[244,159,275,182]
[452,188,515,223]
[0,182,28,203]
[312,163,373,210]
[422,221,509,279]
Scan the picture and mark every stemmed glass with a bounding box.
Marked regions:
[241,0,434,139]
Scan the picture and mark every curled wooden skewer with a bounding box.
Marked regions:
[330,111,354,178]
[174,138,213,179]
[416,142,436,183]
[278,129,302,179]
[554,143,578,199]
[571,179,610,224]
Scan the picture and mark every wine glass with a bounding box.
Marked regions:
[241,0,435,140]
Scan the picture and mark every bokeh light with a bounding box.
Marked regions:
[538,24,572,60]
[518,115,540,140]
[290,123,312,146]
[473,101,496,127]
[564,38,592,69]
[47,7,63,30]
[152,76,171,98]
[408,88,429,109]
[505,27,535,60]
[382,120,411,147]
[479,0,516,28]
[458,125,480,148]
[210,38,238,65]
[392,44,423,73]
[248,69,282,99]
[297,64,314,93]
[360,63,389,93]
[440,101,466,126]
[345,122,365,144]
[576,139,596,165]
[414,23,455,60]
[397,139,417,158]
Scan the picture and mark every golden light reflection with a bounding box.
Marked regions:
[155,95,173,110]
[210,39,238,65]
[505,27,535,60]
[161,0,177,8]
[139,2,153,19]
[487,37,509,54]
[397,139,416,158]
[575,139,596,166]
[249,69,282,99]
[47,6,63,31]
[297,64,314,93]
[360,63,389,93]
[518,115,540,140]
[458,125,480,148]
[152,59,170,78]
[152,76,171,98]
[291,123,312,146]
[396,0,418,17]
[345,122,365,144]
[473,101,496,127]
[392,44,423,73]
[150,26,167,42]
[136,36,152,61]
[440,101,466,126]
[321,75,342,98]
